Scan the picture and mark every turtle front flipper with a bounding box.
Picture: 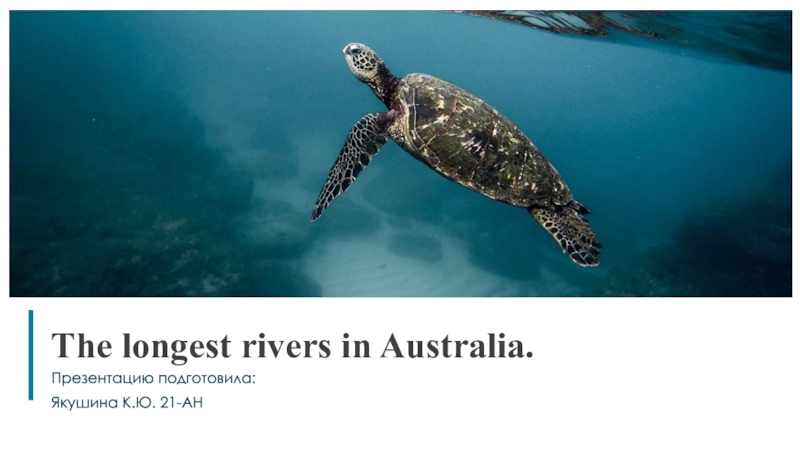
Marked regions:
[530,203,602,267]
[310,112,392,221]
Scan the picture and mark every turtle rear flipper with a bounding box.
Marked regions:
[530,205,602,266]
[311,112,393,221]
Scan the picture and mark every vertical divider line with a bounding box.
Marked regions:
[28,310,33,401]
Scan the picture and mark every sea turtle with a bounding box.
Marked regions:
[311,43,601,266]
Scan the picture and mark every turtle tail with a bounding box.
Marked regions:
[529,201,601,267]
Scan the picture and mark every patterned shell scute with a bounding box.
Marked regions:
[397,73,572,208]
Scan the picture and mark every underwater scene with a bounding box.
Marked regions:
[9,11,792,297]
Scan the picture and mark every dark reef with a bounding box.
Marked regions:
[248,260,322,297]
[592,180,791,297]
[10,95,256,296]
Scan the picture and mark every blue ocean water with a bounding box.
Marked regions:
[9,11,792,296]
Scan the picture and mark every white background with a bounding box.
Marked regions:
[1,299,798,449]
[2,2,799,449]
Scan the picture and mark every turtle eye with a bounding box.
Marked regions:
[350,47,361,55]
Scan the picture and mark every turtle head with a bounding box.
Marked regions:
[343,43,398,106]
[343,43,386,83]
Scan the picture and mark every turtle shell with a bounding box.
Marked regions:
[393,73,572,208]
